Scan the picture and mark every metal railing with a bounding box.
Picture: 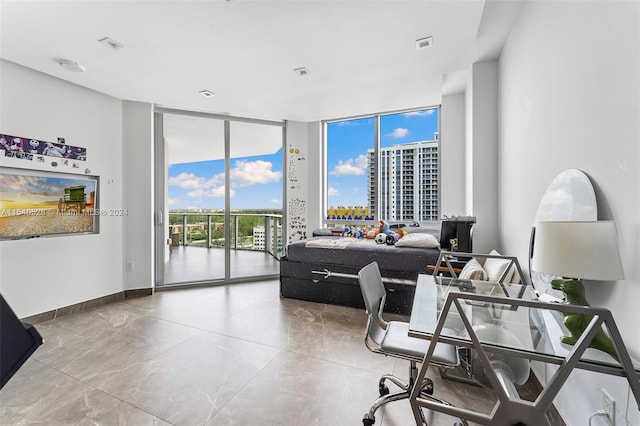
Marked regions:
[168,212,283,258]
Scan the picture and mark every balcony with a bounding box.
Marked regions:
[163,212,282,286]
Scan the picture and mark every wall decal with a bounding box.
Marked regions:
[0,134,87,161]
[286,143,308,243]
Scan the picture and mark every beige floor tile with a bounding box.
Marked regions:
[1,279,519,426]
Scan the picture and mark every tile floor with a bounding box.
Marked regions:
[1,280,511,426]
[162,247,280,285]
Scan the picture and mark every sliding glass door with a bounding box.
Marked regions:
[154,109,284,287]
[229,120,284,279]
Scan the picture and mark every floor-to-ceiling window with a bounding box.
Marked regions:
[154,109,284,287]
[324,106,439,228]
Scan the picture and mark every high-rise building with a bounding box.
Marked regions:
[367,140,438,221]
[252,225,284,252]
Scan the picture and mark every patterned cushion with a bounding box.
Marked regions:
[459,258,487,280]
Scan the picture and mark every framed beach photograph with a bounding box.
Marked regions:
[0,167,99,240]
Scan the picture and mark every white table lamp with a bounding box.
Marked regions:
[532,220,624,282]
[531,220,623,358]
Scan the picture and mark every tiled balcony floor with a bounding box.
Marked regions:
[162,246,280,285]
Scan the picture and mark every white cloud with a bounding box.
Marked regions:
[170,160,280,199]
[329,154,368,176]
[230,160,281,187]
[168,172,206,189]
[389,128,409,139]
[328,187,340,196]
[187,186,234,198]
[168,198,179,206]
[270,198,281,204]
[404,109,435,117]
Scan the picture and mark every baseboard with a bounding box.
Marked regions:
[124,288,153,298]
[22,288,153,324]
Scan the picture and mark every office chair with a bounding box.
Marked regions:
[357,262,466,426]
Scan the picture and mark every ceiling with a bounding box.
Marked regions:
[0,0,522,123]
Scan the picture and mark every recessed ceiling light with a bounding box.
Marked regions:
[199,90,215,98]
[293,67,310,77]
[57,59,85,73]
[416,36,433,50]
[98,37,125,50]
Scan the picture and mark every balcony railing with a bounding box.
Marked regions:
[168,212,283,258]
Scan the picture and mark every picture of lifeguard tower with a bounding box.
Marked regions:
[58,185,88,213]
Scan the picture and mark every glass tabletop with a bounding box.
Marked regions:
[409,274,640,374]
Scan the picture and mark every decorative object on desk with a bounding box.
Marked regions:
[550,279,617,358]
[532,220,624,358]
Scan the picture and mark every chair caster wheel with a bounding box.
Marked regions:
[421,378,434,395]
[379,384,389,396]
[362,413,375,425]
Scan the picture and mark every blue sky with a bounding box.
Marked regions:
[327,108,439,209]
[168,151,283,210]
[167,107,438,211]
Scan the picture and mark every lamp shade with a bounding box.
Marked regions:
[532,221,624,281]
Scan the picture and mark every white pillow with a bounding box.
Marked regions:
[509,265,522,283]
[483,250,516,282]
[459,258,487,280]
[394,232,440,248]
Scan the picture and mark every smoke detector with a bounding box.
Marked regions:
[199,90,215,98]
[57,59,85,73]
[98,37,125,50]
[293,67,311,77]
[416,36,433,50]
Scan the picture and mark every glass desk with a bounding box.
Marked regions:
[408,274,640,425]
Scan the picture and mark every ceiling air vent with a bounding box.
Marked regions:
[57,59,85,73]
[293,67,310,77]
[416,36,433,50]
[98,37,125,50]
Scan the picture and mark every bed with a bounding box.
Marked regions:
[279,235,442,315]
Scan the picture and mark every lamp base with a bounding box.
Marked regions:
[550,279,617,359]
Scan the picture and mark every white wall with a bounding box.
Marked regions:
[307,121,323,231]
[499,1,639,424]
[466,60,500,253]
[441,93,466,216]
[0,60,124,317]
[122,101,153,290]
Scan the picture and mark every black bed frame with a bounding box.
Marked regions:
[279,257,420,315]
